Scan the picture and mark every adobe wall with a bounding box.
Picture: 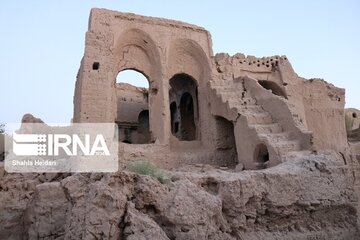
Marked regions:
[302,79,347,152]
[211,53,348,154]
[212,53,309,131]
[73,8,215,147]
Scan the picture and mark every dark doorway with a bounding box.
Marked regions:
[170,101,178,134]
[137,110,151,143]
[215,116,238,167]
[169,74,198,141]
[180,93,196,141]
[254,143,269,169]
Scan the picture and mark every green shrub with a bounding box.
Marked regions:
[345,114,354,135]
[127,160,169,183]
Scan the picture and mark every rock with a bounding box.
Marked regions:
[21,113,44,123]
[0,151,359,239]
[24,182,68,239]
[235,162,244,171]
[123,202,170,240]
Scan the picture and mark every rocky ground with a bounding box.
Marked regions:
[0,150,359,240]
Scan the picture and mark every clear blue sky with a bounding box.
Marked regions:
[1,0,359,125]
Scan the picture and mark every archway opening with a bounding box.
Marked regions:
[258,80,287,99]
[116,69,149,87]
[115,69,151,144]
[169,74,198,141]
[254,143,269,169]
[353,112,357,118]
[215,116,238,167]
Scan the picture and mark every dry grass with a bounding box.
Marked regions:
[127,160,169,183]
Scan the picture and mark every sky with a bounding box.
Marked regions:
[0,0,359,126]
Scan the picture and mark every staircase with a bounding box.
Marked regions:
[210,78,308,169]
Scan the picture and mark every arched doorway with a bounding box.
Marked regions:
[169,74,198,141]
[115,69,151,144]
[254,143,269,169]
[215,116,238,167]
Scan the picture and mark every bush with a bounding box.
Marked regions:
[127,160,169,183]
[0,123,5,134]
[345,114,354,136]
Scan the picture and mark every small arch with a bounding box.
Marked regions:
[353,112,357,118]
[258,80,287,99]
[254,143,269,169]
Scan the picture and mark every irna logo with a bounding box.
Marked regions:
[13,133,110,156]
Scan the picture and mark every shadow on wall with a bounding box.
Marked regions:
[258,80,287,99]
[254,143,269,169]
[215,116,238,166]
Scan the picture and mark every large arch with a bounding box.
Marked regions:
[114,28,161,82]
[167,39,210,82]
[169,74,199,141]
[112,28,163,143]
[166,39,211,144]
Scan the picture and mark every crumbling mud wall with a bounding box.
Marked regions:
[210,53,346,169]
[302,79,347,152]
[73,8,215,148]
[73,8,355,170]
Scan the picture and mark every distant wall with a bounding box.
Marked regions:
[303,79,347,152]
[346,108,360,131]
[116,83,148,124]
